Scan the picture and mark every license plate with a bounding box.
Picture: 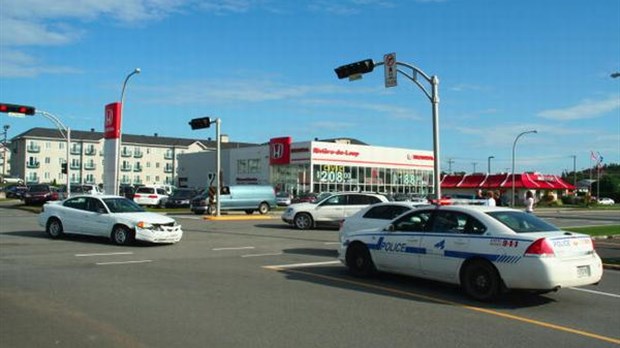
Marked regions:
[577,265,591,278]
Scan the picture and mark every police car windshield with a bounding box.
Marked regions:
[487,211,560,233]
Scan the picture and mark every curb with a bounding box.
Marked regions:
[203,215,273,221]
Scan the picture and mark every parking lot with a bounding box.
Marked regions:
[1,203,619,347]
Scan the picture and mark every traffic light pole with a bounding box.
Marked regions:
[215,118,221,217]
[358,60,442,201]
[37,110,71,198]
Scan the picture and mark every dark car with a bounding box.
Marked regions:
[165,188,198,208]
[291,192,319,204]
[23,184,59,205]
[4,185,28,199]
[119,185,135,199]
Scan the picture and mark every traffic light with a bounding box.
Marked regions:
[0,103,36,115]
[189,117,211,130]
[334,59,375,79]
[61,163,67,174]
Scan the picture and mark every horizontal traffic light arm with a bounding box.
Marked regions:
[0,103,36,115]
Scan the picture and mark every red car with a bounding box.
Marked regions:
[23,184,59,205]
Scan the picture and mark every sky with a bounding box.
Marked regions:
[1,0,619,176]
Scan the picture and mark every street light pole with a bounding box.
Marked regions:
[115,68,141,195]
[511,130,537,207]
[37,111,71,198]
[487,156,494,174]
[570,155,577,189]
[1,125,9,178]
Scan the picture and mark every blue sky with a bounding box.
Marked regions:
[1,0,619,175]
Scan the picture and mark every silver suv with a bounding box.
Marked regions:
[281,192,388,230]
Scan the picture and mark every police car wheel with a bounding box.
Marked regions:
[461,260,501,301]
[346,244,375,277]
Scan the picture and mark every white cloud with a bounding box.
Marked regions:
[537,95,620,121]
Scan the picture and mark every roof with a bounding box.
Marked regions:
[11,127,256,149]
[441,172,575,190]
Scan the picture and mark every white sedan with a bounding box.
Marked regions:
[597,197,615,205]
[38,195,183,245]
[339,205,603,301]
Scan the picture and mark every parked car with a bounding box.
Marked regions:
[38,195,183,245]
[191,185,276,215]
[282,192,388,230]
[339,201,430,234]
[133,185,169,208]
[4,184,28,199]
[58,184,104,199]
[338,205,603,301]
[597,197,615,205]
[276,191,293,206]
[23,184,59,205]
[1,176,24,185]
[165,188,198,208]
[119,185,135,199]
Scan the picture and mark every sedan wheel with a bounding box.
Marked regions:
[461,260,501,301]
[294,213,313,230]
[46,218,64,239]
[111,226,133,246]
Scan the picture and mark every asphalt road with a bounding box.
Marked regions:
[1,204,619,347]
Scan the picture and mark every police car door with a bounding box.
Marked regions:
[370,209,431,277]
[419,210,471,281]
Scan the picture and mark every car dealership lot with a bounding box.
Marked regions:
[1,204,619,347]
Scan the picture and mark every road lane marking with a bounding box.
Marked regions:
[212,246,255,251]
[263,263,620,345]
[324,242,340,245]
[75,252,134,257]
[242,252,284,258]
[96,260,153,266]
[568,287,620,298]
[264,261,341,269]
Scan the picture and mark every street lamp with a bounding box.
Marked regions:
[115,68,141,195]
[570,155,577,189]
[2,125,9,178]
[334,57,442,200]
[511,130,537,206]
[487,156,494,174]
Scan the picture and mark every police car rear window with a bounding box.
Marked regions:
[487,211,560,233]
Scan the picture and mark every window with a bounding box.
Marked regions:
[488,211,559,233]
[363,205,411,220]
[393,210,433,232]
[63,197,88,210]
[348,194,382,205]
[322,195,346,206]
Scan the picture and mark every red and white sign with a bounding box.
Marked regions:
[384,52,397,88]
[269,137,292,165]
[104,102,122,139]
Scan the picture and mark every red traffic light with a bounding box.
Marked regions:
[0,103,36,115]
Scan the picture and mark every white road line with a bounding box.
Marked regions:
[324,242,340,245]
[568,287,620,298]
[242,252,283,258]
[212,246,255,251]
[96,260,153,266]
[75,252,134,257]
[263,260,341,270]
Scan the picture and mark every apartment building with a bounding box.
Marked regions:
[7,127,253,188]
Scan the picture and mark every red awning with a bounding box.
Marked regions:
[480,174,509,188]
[457,174,487,188]
[441,175,464,188]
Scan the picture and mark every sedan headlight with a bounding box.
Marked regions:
[136,221,154,229]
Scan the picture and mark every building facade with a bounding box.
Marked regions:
[177,137,436,195]
[7,127,251,188]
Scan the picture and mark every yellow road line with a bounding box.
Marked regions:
[264,265,620,345]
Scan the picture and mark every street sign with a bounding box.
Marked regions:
[384,52,397,88]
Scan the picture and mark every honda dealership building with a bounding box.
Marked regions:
[177,137,436,195]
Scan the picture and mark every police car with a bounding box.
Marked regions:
[338,205,603,301]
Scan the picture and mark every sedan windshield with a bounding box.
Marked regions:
[487,211,560,233]
[103,198,146,213]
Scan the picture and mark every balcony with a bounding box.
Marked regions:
[70,147,82,155]
[84,162,96,170]
[164,166,174,173]
[133,151,143,158]
[84,177,96,184]
[84,147,97,156]
[164,152,174,160]
[121,164,133,172]
[120,178,132,185]
[70,163,81,170]
[121,149,133,157]
[27,145,41,153]
[27,162,40,169]
[133,166,143,172]
[133,178,143,185]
